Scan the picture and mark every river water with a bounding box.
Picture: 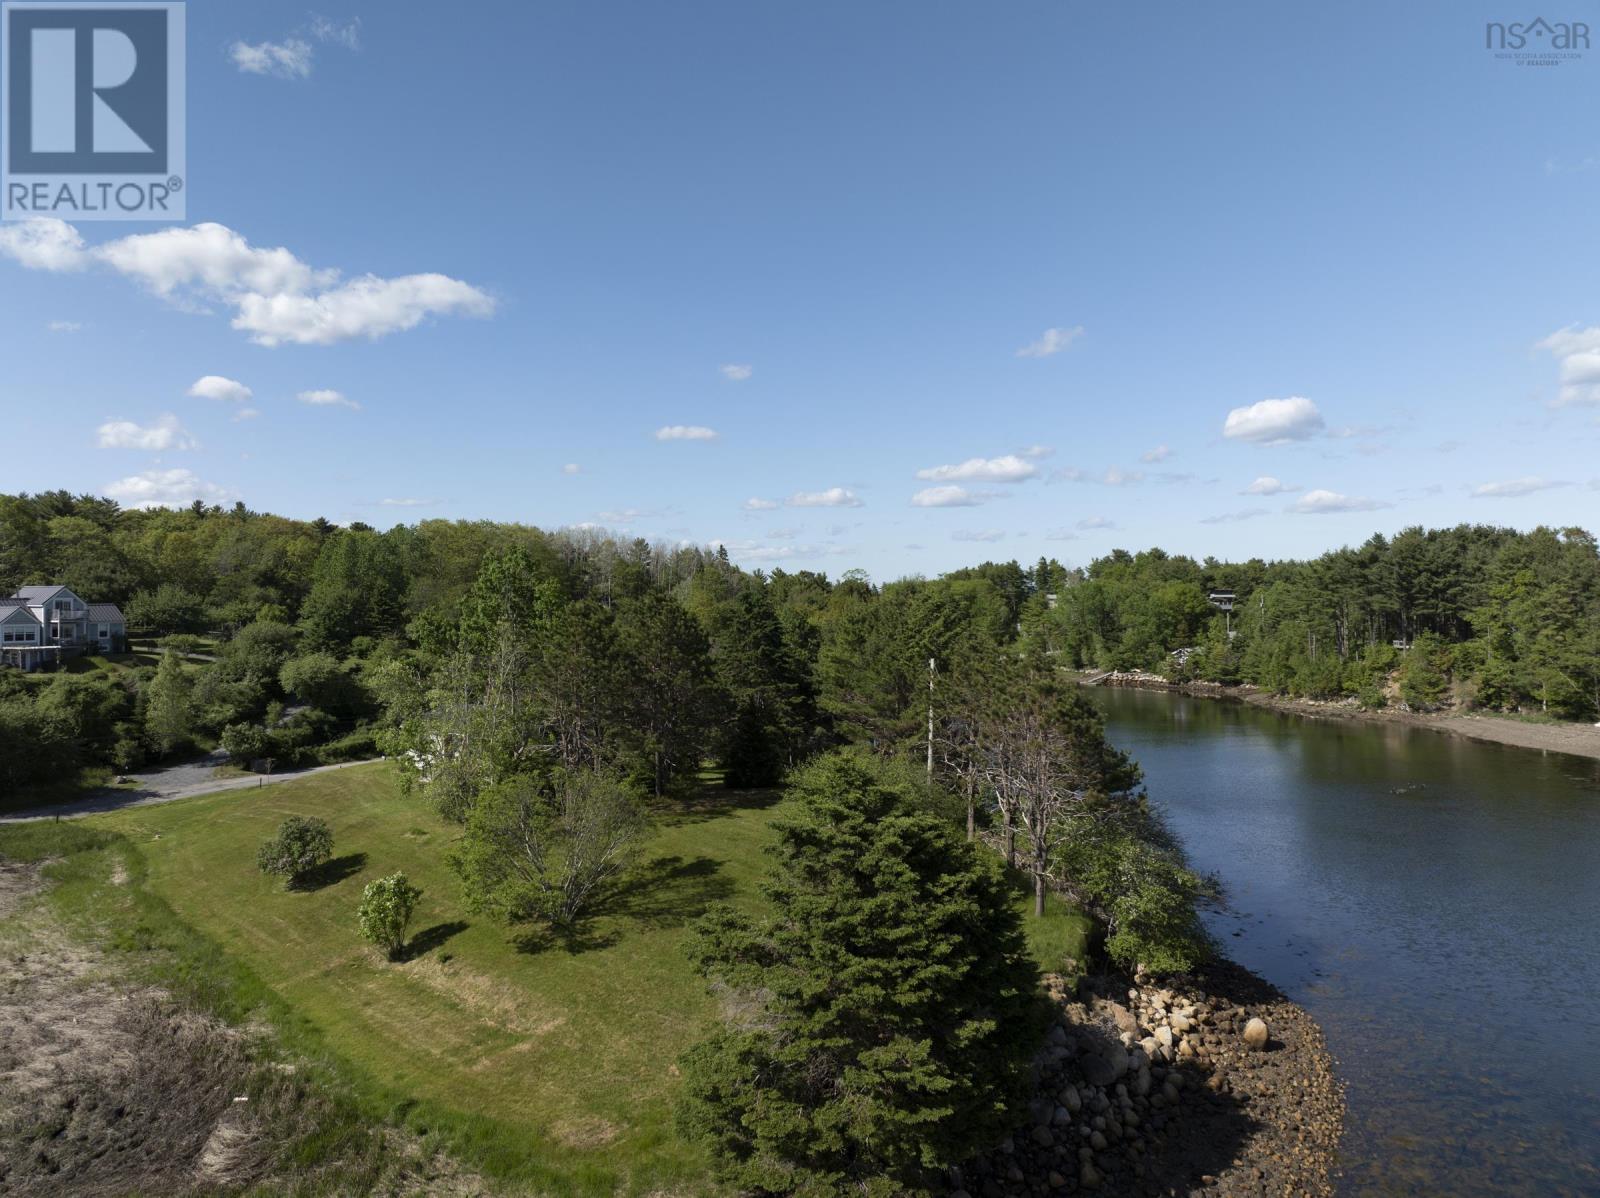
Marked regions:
[1087,687,1600,1197]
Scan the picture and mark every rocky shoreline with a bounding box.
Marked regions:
[953,958,1343,1197]
[1077,671,1600,763]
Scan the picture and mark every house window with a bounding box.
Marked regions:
[99,624,110,639]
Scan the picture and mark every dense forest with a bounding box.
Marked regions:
[1021,523,1600,718]
[4,495,1596,786]
[4,493,1597,808]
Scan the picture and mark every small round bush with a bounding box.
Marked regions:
[256,816,334,888]
[358,872,423,961]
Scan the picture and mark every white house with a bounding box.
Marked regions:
[0,585,126,671]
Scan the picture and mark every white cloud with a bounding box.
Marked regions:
[1470,476,1568,499]
[911,485,993,508]
[1201,508,1270,524]
[1076,516,1116,530]
[1102,467,1144,486]
[1243,475,1298,495]
[1019,444,1055,459]
[766,527,802,540]
[47,320,82,333]
[562,463,581,475]
[720,364,752,382]
[713,538,840,564]
[1141,444,1171,463]
[0,219,89,271]
[96,414,197,451]
[788,487,862,508]
[1223,396,1325,445]
[952,529,1006,542]
[380,497,436,507]
[655,425,719,441]
[105,468,233,510]
[234,408,260,422]
[1016,325,1084,358]
[99,222,330,298]
[310,16,362,49]
[187,375,253,403]
[1043,528,1078,541]
[1539,326,1600,408]
[4,219,493,347]
[1292,489,1388,514]
[231,18,357,78]
[236,274,495,346]
[230,38,313,78]
[298,389,360,410]
[597,508,655,525]
[742,497,780,511]
[916,454,1039,484]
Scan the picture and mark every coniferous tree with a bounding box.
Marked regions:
[678,753,1042,1197]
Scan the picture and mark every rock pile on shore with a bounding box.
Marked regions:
[952,959,1343,1197]
[1094,670,1173,690]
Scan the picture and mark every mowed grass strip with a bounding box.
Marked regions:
[86,762,1090,1194]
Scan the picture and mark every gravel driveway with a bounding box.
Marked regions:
[0,752,385,823]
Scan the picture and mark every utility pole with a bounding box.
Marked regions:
[926,656,936,783]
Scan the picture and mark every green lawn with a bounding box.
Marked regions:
[18,651,162,687]
[83,763,1091,1195]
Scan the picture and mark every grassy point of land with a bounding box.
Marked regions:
[68,763,1089,1194]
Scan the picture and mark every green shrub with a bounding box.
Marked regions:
[1400,632,1453,711]
[220,721,272,764]
[1054,806,1210,973]
[357,872,422,961]
[450,772,647,930]
[256,816,334,888]
[317,729,378,764]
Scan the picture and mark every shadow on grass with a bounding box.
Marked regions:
[294,852,367,892]
[514,853,736,957]
[402,920,469,961]
[611,854,736,928]
[657,786,784,827]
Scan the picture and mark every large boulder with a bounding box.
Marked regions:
[1242,1016,1270,1050]
[1080,1053,1117,1087]
[1107,1002,1142,1038]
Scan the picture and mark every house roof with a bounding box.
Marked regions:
[12,585,70,603]
[87,603,124,622]
[0,603,43,626]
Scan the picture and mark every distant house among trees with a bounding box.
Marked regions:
[0,585,126,671]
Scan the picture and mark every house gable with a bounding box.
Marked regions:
[1,604,42,627]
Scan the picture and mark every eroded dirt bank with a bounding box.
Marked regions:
[0,855,478,1197]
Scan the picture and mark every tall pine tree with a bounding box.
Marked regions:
[678,753,1041,1196]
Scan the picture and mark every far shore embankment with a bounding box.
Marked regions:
[1073,670,1600,763]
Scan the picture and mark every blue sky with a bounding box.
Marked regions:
[2,0,1598,579]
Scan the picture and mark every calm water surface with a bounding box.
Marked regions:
[1088,688,1600,1197]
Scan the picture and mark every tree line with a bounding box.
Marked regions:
[1024,524,1600,719]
